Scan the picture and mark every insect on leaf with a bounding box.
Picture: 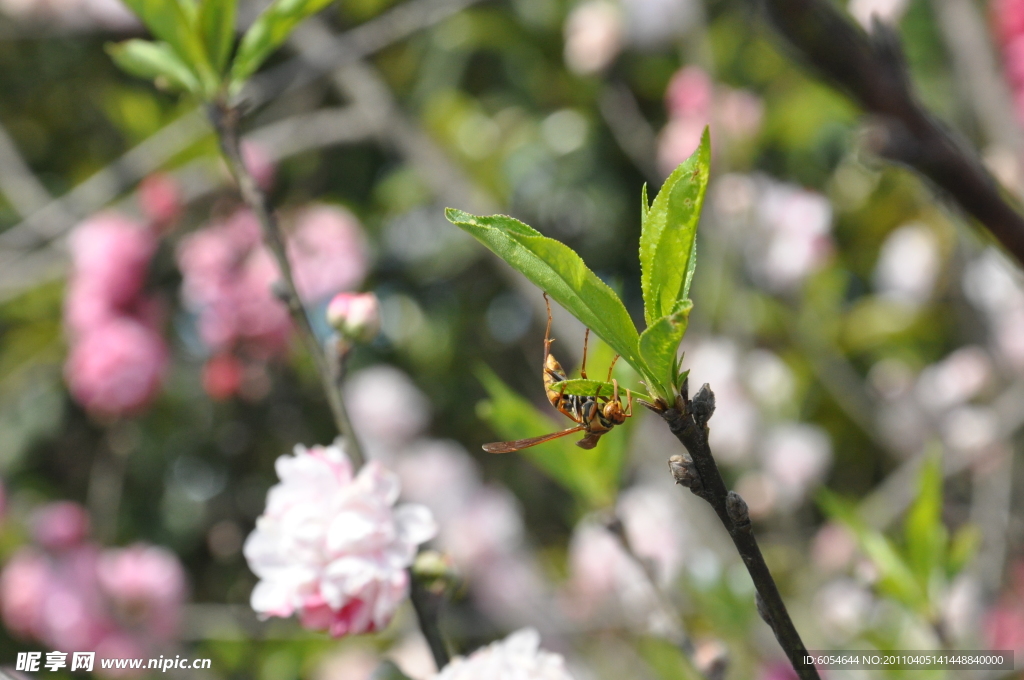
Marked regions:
[639,128,710,326]
[229,0,335,86]
[476,365,626,510]
[106,40,201,93]
[446,209,645,380]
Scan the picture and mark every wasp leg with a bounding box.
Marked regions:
[543,293,555,363]
[605,354,620,382]
[624,389,633,417]
[581,328,590,379]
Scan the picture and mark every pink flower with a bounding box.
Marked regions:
[66,213,156,316]
[243,444,437,637]
[97,544,187,638]
[326,292,380,343]
[241,141,276,191]
[432,628,574,680]
[0,538,186,677]
[657,116,708,177]
[137,173,182,228]
[32,501,91,551]
[0,548,50,640]
[288,205,368,303]
[64,318,167,417]
[665,66,713,120]
[176,210,291,359]
[202,353,245,400]
[64,213,158,338]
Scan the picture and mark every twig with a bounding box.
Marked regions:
[409,573,452,668]
[657,382,818,680]
[209,103,366,471]
[756,0,1024,268]
[210,102,454,671]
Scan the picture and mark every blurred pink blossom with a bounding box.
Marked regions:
[753,181,834,291]
[64,213,158,335]
[137,173,182,228]
[0,508,186,676]
[289,205,369,302]
[761,423,832,508]
[565,521,647,620]
[65,318,168,418]
[241,141,276,191]
[176,209,290,360]
[32,501,91,551]
[665,66,712,119]
[617,484,688,586]
[243,443,436,637]
[657,67,764,174]
[344,366,431,455]
[97,545,186,639]
[563,0,623,75]
[63,212,167,417]
[431,628,574,680]
[202,353,245,401]
[658,117,709,176]
[178,205,369,395]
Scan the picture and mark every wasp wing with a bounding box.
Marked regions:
[482,426,585,454]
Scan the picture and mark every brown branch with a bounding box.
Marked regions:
[210,103,365,468]
[757,0,1024,267]
[658,382,818,680]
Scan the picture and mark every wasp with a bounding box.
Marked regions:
[483,293,633,453]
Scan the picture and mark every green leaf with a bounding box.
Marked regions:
[947,524,981,577]
[819,490,927,611]
[640,182,649,220]
[904,452,947,587]
[118,0,215,92]
[638,301,692,400]
[199,0,236,73]
[637,637,706,680]
[229,0,335,86]
[106,40,201,93]
[446,209,645,381]
[476,362,632,511]
[639,128,710,326]
[554,378,615,397]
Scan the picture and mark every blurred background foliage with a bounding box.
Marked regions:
[0,0,1023,677]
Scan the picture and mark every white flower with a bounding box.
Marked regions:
[243,444,436,637]
[432,628,575,680]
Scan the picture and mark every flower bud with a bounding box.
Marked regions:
[326,292,380,343]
